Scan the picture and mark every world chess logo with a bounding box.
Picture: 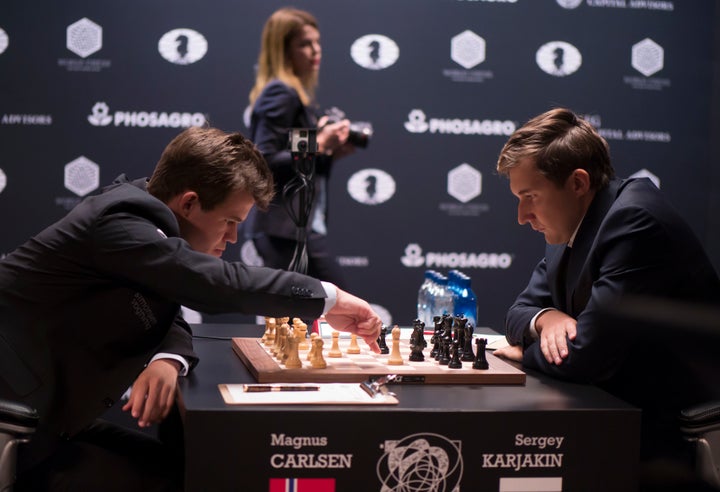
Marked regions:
[447,164,482,203]
[631,38,664,77]
[158,28,208,65]
[536,41,582,77]
[347,168,396,205]
[0,168,6,194]
[404,110,429,134]
[556,0,583,8]
[0,28,8,55]
[66,18,102,58]
[64,156,99,197]
[88,102,113,126]
[350,34,399,70]
[451,30,485,70]
[377,433,463,492]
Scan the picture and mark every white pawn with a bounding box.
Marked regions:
[310,337,327,369]
[296,322,309,351]
[307,332,319,361]
[328,331,343,358]
[347,333,361,354]
[387,325,404,365]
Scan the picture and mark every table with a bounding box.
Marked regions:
[178,324,640,491]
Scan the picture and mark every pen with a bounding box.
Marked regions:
[243,384,321,392]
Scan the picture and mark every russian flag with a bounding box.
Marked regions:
[269,478,336,492]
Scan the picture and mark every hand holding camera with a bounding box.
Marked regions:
[321,107,373,154]
[316,116,355,159]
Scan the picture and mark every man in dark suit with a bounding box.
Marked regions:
[493,108,720,488]
[0,126,382,491]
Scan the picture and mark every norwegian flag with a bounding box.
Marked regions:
[268,478,336,492]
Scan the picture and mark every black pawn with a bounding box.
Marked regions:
[438,336,451,365]
[448,340,463,369]
[473,338,489,370]
[377,325,389,354]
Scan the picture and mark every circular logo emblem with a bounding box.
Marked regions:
[536,41,582,77]
[557,0,583,8]
[350,34,399,70]
[158,28,208,65]
[0,28,9,55]
[347,168,396,205]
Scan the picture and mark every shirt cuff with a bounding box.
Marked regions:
[320,281,337,315]
[529,308,557,340]
[150,353,189,377]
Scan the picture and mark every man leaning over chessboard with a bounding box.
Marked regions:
[492,108,720,490]
[0,127,382,492]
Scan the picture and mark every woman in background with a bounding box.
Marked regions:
[245,7,353,287]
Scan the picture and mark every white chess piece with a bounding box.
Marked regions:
[387,325,404,365]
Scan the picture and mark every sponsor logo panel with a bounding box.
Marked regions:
[59,18,111,72]
[401,244,513,270]
[88,102,207,128]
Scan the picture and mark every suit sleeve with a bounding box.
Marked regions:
[505,258,554,348]
[89,199,327,321]
[520,204,682,383]
[156,314,199,371]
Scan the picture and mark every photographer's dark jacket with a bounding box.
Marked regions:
[0,175,326,467]
[247,79,333,240]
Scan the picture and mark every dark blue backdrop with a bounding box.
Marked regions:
[1,0,719,331]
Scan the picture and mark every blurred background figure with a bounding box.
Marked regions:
[244,7,355,288]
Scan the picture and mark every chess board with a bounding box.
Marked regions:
[232,337,525,385]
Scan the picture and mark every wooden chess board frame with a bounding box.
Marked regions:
[232,337,525,385]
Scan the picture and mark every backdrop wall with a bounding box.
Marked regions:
[1,0,719,331]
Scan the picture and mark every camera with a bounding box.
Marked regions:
[288,128,318,154]
[324,107,373,149]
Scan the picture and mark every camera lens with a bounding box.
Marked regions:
[297,140,307,151]
[348,122,373,149]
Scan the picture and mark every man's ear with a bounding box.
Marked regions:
[570,169,591,196]
[177,191,200,217]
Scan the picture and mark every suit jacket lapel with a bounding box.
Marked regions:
[564,179,622,314]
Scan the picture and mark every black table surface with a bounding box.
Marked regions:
[179,323,638,414]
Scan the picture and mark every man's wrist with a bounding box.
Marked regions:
[321,281,338,314]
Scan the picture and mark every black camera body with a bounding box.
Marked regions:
[324,107,373,149]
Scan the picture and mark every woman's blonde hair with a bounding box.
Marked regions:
[249,7,319,107]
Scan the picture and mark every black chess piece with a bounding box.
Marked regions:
[473,338,489,370]
[453,315,467,356]
[448,340,463,369]
[430,317,442,358]
[377,325,389,354]
[438,335,451,365]
[409,322,426,361]
[409,341,424,361]
[441,314,453,339]
[461,323,475,362]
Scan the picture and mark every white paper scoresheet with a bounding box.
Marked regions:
[219,383,399,405]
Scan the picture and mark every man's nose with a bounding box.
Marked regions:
[226,226,238,244]
[517,204,529,225]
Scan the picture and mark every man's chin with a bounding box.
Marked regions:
[543,233,563,245]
